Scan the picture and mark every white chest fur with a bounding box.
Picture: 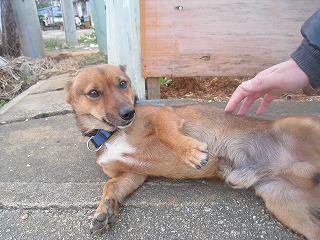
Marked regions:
[97,133,147,167]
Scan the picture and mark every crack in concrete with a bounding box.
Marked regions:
[0,203,98,211]
[29,88,65,95]
[0,110,74,125]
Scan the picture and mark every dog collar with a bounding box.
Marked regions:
[86,129,113,152]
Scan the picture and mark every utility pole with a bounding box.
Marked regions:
[61,0,78,46]
[11,0,46,59]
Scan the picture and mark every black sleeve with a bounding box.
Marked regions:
[291,10,320,88]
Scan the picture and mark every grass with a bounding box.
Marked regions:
[44,38,68,50]
[44,30,97,51]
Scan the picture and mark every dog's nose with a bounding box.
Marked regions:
[119,106,135,120]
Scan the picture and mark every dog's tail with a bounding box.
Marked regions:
[255,173,320,240]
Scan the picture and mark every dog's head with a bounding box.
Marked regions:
[66,64,136,135]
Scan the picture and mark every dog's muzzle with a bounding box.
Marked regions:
[119,106,135,121]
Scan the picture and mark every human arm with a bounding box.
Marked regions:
[225,10,320,115]
[224,60,310,115]
[291,10,320,88]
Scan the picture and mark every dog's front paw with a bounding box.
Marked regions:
[90,198,117,234]
[183,141,209,170]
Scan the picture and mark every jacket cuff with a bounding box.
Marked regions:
[291,39,320,88]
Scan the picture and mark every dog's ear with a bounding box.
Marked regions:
[65,80,73,104]
[119,65,127,73]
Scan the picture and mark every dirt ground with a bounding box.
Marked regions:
[160,76,320,102]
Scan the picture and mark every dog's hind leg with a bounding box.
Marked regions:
[255,179,320,240]
[282,161,320,189]
[90,173,147,234]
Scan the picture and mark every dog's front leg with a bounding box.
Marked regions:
[149,107,209,169]
[90,173,147,233]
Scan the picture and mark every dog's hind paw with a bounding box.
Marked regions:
[90,198,117,234]
[225,168,260,189]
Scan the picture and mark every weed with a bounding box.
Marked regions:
[0,99,8,108]
[204,93,212,99]
[160,77,171,86]
[78,31,97,44]
[44,38,68,50]
[78,53,108,66]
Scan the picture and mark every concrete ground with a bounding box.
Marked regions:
[0,73,319,239]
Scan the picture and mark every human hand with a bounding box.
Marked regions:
[224,59,310,115]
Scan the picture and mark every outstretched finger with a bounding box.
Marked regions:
[225,85,251,113]
[256,94,277,115]
[237,93,263,116]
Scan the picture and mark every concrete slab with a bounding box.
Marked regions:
[0,90,72,124]
[0,178,304,240]
[1,104,314,239]
[28,74,73,94]
[0,74,72,116]
[0,196,303,240]
[1,73,319,239]
[0,114,100,182]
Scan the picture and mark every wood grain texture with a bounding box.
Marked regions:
[146,77,161,99]
[140,0,319,77]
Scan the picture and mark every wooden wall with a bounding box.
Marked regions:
[140,0,319,78]
[106,0,319,99]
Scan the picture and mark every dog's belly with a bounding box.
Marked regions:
[97,133,149,168]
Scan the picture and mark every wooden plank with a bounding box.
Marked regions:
[105,0,145,99]
[146,77,160,99]
[140,0,319,77]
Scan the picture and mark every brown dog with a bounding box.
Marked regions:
[66,64,320,240]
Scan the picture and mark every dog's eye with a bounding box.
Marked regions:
[119,80,128,89]
[87,90,101,98]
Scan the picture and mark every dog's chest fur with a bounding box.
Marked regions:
[97,132,148,167]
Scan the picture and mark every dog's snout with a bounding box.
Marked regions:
[119,106,135,121]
